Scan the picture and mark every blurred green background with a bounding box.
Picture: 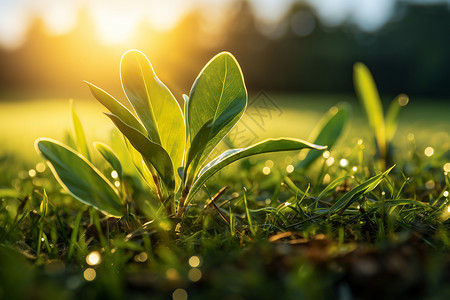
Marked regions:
[1,0,449,161]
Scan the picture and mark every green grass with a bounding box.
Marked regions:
[1,94,449,163]
[1,94,450,299]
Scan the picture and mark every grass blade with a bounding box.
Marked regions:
[353,62,386,158]
[187,138,326,203]
[329,165,395,214]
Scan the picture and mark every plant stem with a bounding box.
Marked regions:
[176,186,190,218]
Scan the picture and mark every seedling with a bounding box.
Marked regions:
[36,50,325,218]
[354,63,409,168]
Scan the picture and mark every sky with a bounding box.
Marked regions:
[0,0,449,49]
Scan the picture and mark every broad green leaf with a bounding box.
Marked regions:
[35,138,123,217]
[106,113,175,193]
[328,165,395,214]
[187,138,326,203]
[385,94,408,142]
[183,94,190,150]
[86,81,147,135]
[353,63,386,157]
[123,138,158,192]
[94,142,123,180]
[71,101,91,161]
[298,103,350,169]
[186,52,247,178]
[120,50,185,174]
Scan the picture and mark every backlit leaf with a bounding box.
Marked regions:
[186,52,247,180]
[106,113,175,194]
[35,138,123,217]
[94,142,123,180]
[187,138,326,203]
[120,50,185,175]
[354,63,386,157]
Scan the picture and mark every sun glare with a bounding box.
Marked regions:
[92,9,139,45]
[41,3,78,35]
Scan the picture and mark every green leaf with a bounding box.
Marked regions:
[35,138,123,217]
[94,142,123,180]
[329,165,395,214]
[317,176,348,201]
[385,94,408,142]
[86,81,147,135]
[123,138,158,192]
[105,113,175,193]
[298,103,350,169]
[353,63,386,157]
[120,50,185,174]
[187,138,326,203]
[186,52,247,179]
[40,190,49,218]
[71,101,91,161]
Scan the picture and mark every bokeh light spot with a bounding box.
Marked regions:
[83,268,96,281]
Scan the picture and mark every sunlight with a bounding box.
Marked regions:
[86,251,102,266]
[92,8,139,45]
[41,3,78,35]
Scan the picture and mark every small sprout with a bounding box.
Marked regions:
[286,164,294,173]
[263,167,271,175]
[86,251,101,266]
[424,147,434,157]
[83,268,96,281]
[340,159,348,167]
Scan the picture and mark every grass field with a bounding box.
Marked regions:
[1,93,448,164]
[1,93,449,299]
